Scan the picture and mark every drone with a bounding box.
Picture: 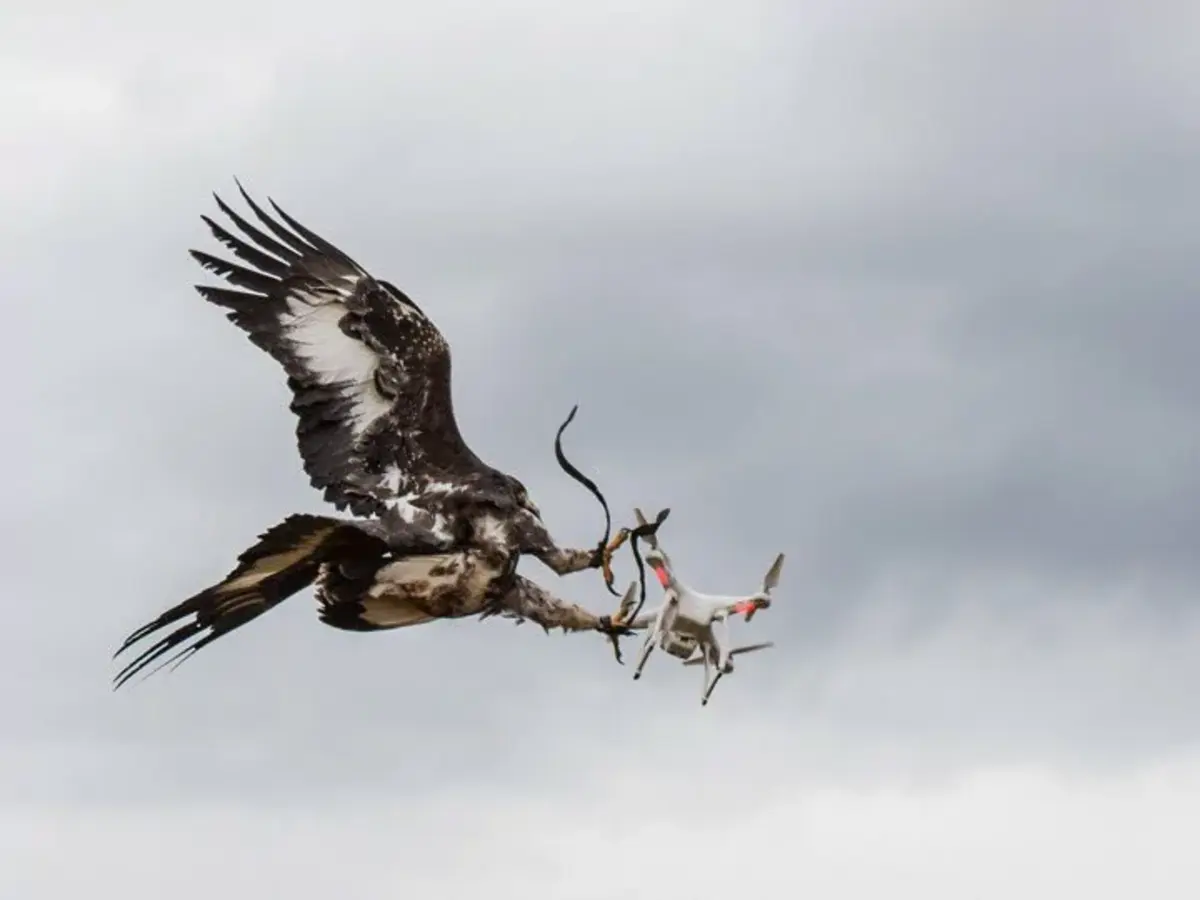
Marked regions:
[614,509,784,706]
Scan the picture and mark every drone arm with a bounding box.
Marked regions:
[620,607,662,630]
[701,592,771,622]
[692,590,759,608]
[704,600,748,622]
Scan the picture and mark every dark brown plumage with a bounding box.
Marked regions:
[112,182,629,689]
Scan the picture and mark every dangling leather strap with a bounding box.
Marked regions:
[553,404,620,596]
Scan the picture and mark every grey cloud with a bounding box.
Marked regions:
[3,1,1200,865]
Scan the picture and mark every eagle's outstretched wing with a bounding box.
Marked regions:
[190,181,490,518]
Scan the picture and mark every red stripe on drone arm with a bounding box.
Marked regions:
[733,601,755,615]
[652,563,670,587]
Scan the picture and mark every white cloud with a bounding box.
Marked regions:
[5,752,1198,899]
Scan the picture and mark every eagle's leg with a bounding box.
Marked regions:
[491,575,635,640]
[515,510,629,581]
[536,544,596,577]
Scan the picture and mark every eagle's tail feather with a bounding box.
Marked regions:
[112,514,349,690]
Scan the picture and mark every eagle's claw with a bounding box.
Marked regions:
[591,528,631,589]
[597,614,633,636]
[597,614,634,664]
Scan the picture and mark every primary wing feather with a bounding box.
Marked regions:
[191,181,488,517]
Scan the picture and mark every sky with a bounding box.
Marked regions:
[3,0,1200,896]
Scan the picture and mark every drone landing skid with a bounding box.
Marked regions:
[683,642,776,706]
[702,670,723,707]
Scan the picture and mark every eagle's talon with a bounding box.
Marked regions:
[593,528,631,587]
[597,614,633,664]
[596,613,633,636]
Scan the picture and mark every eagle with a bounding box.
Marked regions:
[112,182,634,689]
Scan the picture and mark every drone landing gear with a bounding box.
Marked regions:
[632,632,656,680]
[631,593,675,681]
[699,644,731,707]
[701,670,724,706]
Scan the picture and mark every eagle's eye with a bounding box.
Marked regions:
[519,490,541,518]
[506,477,538,516]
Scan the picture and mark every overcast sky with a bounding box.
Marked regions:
[4,1,1200,897]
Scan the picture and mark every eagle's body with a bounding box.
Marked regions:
[113,183,623,688]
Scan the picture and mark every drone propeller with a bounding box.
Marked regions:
[763,552,784,592]
[741,552,784,622]
[733,641,775,655]
[682,642,775,666]
[614,580,639,625]
[632,508,662,551]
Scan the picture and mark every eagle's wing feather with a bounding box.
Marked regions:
[111,514,383,689]
[190,181,488,518]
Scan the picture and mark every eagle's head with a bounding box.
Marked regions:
[507,475,541,519]
[477,468,541,520]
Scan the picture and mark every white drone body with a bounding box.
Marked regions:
[617,509,784,707]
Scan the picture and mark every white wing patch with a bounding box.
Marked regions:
[192,186,491,519]
[386,492,456,544]
[282,292,392,438]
